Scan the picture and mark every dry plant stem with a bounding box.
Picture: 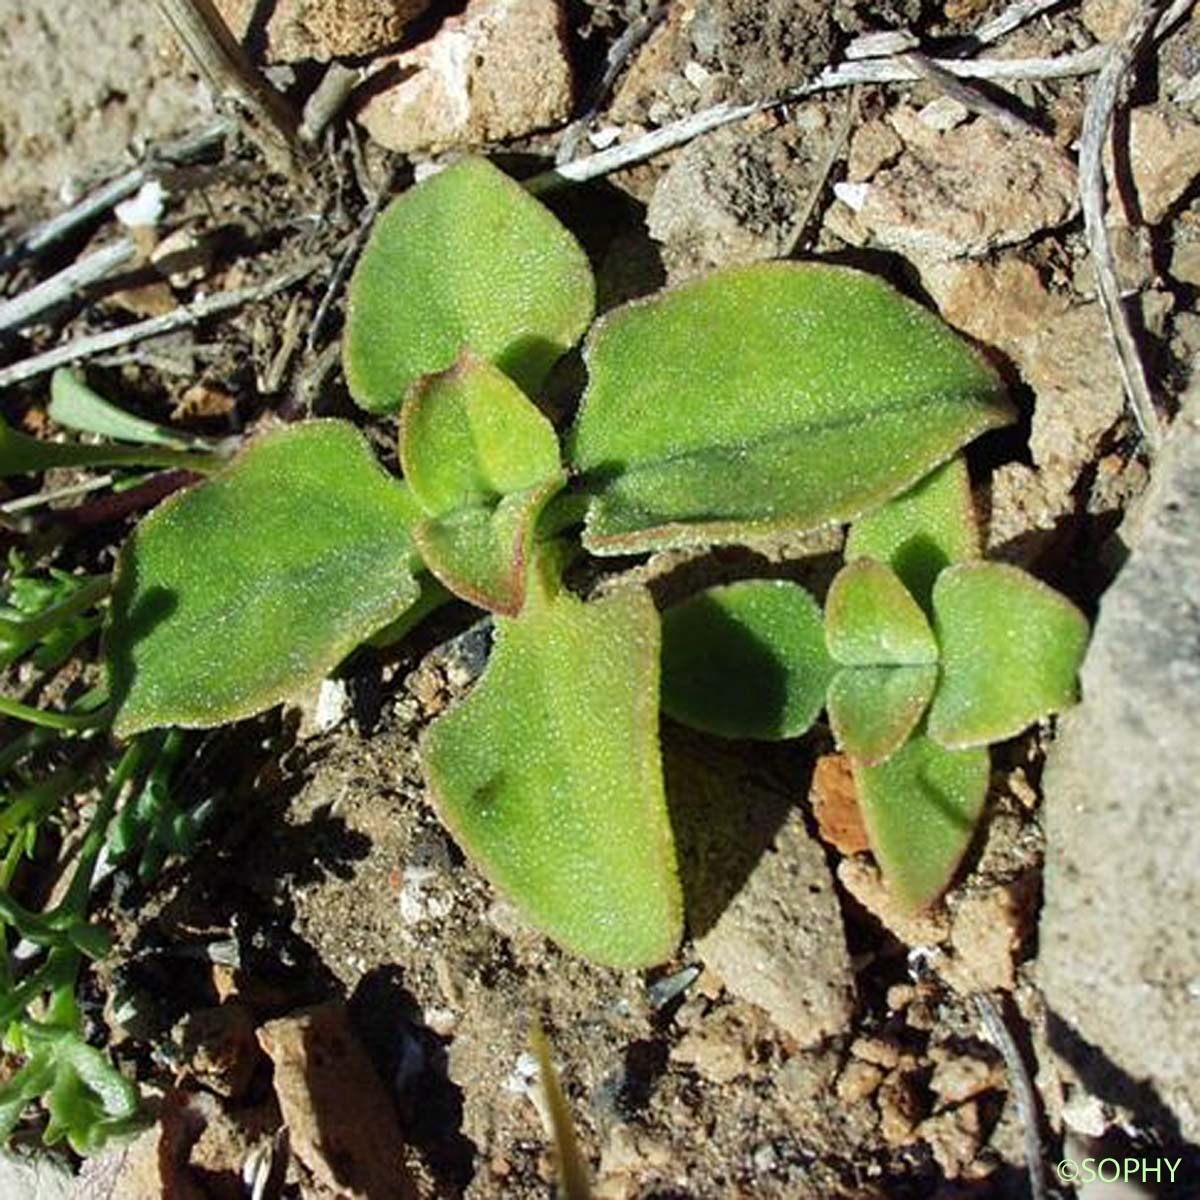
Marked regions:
[972,0,1070,46]
[300,63,361,145]
[900,52,1040,136]
[528,46,1107,191]
[975,995,1047,1200]
[0,122,228,274]
[0,240,137,335]
[153,0,298,165]
[0,261,319,389]
[1079,0,1165,454]
[786,88,858,255]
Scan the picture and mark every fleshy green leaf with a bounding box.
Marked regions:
[927,562,1089,748]
[569,262,1013,554]
[846,455,980,614]
[853,734,990,910]
[107,421,421,736]
[0,416,222,478]
[50,368,214,451]
[344,157,595,414]
[660,579,832,740]
[827,665,937,765]
[825,559,938,667]
[401,353,565,613]
[421,562,682,967]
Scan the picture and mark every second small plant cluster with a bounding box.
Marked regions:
[7,157,1089,970]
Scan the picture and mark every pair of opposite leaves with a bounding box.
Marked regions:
[106,156,1033,967]
[661,457,1089,917]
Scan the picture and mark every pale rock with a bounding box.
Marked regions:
[1117,104,1200,225]
[918,257,1125,523]
[693,809,854,1046]
[837,856,951,947]
[258,1001,418,1198]
[858,115,1078,258]
[846,118,903,183]
[214,0,429,64]
[1171,237,1200,288]
[356,0,572,155]
[1081,0,1138,43]
[1041,393,1200,1142]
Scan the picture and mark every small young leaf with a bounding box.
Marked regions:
[853,734,990,910]
[344,157,595,413]
[660,579,832,740]
[107,421,421,736]
[50,369,214,451]
[569,262,1013,554]
[927,562,1089,748]
[401,353,565,614]
[0,417,221,478]
[825,559,938,667]
[827,665,937,765]
[846,455,980,614]
[422,565,682,968]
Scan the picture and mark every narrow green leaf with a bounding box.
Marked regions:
[401,353,565,614]
[529,1021,593,1200]
[853,734,990,911]
[50,369,214,451]
[569,262,1013,554]
[660,579,832,740]
[345,157,595,414]
[421,566,682,968]
[107,421,421,736]
[825,559,938,667]
[827,665,937,765]
[0,417,222,478]
[846,455,980,614]
[927,562,1089,748]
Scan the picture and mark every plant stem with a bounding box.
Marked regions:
[0,697,110,734]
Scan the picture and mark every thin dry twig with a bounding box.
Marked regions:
[300,63,361,145]
[900,52,1042,136]
[0,122,228,273]
[972,0,1070,47]
[0,240,137,335]
[556,3,671,165]
[1079,0,1166,453]
[528,45,1108,191]
[785,88,858,255]
[975,994,1048,1200]
[0,261,320,390]
[152,0,299,167]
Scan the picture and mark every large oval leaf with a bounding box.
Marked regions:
[853,733,990,911]
[660,579,832,740]
[107,421,420,736]
[846,455,980,615]
[927,562,1089,748]
[569,262,1013,554]
[421,566,682,967]
[344,157,595,414]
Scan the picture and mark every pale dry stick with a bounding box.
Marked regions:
[0,261,320,390]
[975,994,1048,1200]
[900,52,1041,136]
[300,63,361,145]
[972,0,1072,47]
[1079,0,1168,454]
[785,88,859,256]
[0,240,137,335]
[0,122,228,274]
[527,45,1108,191]
[153,0,299,168]
[556,2,671,165]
